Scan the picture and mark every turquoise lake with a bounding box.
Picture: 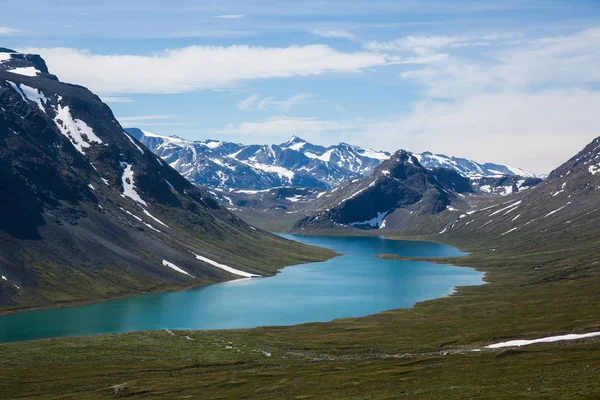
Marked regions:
[0,235,484,343]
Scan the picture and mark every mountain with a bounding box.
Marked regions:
[0,51,331,311]
[433,135,600,241]
[413,151,538,178]
[127,129,541,195]
[127,129,389,190]
[468,175,543,196]
[289,136,600,237]
[294,150,472,230]
[0,48,59,80]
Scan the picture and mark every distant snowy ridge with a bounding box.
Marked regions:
[412,151,539,179]
[127,129,389,190]
[127,128,539,192]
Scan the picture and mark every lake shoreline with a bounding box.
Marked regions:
[0,248,340,317]
[0,235,483,343]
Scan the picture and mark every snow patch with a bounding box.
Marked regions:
[124,132,144,154]
[120,163,148,206]
[194,253,260,278]
[7,66,39,77]
[204,140,223,149]
[350,211,389,229]
[490,201,521,216]
[544,204,570,218]
[162,260,194,278]
[487,331,600,349]
[501,227,518,236]
[10,83,48,113]
[54,104,103,155]
[142,208,168,227]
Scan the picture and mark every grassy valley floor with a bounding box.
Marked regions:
[1,234,599,399]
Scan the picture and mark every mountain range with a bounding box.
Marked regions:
[127,128,542,195]
[292,133,600,237]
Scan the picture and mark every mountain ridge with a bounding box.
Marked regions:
[127,128,541,193]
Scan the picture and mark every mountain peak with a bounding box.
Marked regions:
[0,50,57,80]
[281,135,308,151]
[285,135,306,144]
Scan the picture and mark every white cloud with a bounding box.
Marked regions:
[312,28,355,39]
[365,33,520,52]
[0,27,22,35]
[357,89,600,174]
[398,27,600,99]
[102,96,135,103]
[222,89,600,174]
[22,45,389,94]
[218,27,600,174]
[237,94,260,111]
[213,14,244,19]
[348,26,600,174]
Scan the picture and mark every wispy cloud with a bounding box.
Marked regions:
[213,14,244,19]
[102,96,135,103]
[23,45,390,94]
[365,35,466,51]
[237,94,261,111]
[217,116,357,144]
[0,27,23,36]
[237,93,316,112]
[398,27,600,98]
[312,28,355,39]
[258,93,315,112]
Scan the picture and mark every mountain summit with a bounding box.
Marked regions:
[294,150,472,230]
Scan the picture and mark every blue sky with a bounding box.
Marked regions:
[2,0,600,173]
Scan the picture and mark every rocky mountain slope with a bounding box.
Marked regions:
[128,128,540,194]
[433,135,600,241]
[294,151,472,230]
[286,136,600,239]
[317,134,600,239]
[0,50,331,311]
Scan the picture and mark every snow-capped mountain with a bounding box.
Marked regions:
[126,129,390,190]
[295,151,473,230]
[432,135,600,240]
[412,151,538,178]
[0,47,58,80]
[127,129,540,193]
[0,50,325,311]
